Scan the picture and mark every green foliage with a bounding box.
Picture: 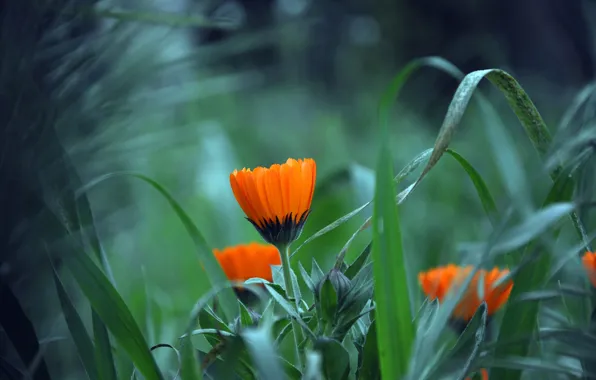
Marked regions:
[45,55,596,380]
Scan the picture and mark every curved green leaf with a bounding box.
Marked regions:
[93,311,118,380]
[78,172,238,322]
[52,269,98,380]
[456,303,488,380]
[62,244,163,380]
[445,149,498,226]
[241,326,286,380]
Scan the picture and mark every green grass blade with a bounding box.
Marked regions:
[334,149,433,261]
[180,336,202,380]
[241,326,286,380]
[92,311,118,380]
[445,149,498,225]
[492,197,576,378]
[291,202,370,256]
[359,321,380,380]
[456,303,488,380]
[378,57,464,129]
[62,245,163,380]
[78,172,238,322]
[371,111,414,378]
[52,269,98,380]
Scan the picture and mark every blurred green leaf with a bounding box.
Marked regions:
[52,269,98,380]
[181,283,265,380]
[359,321,380,380]
[280,359,302,380]
[79,172,238,322]
[490,203,574,254]
[378,56,464,129]
[314,338,350,380]
[513,286,591,303]
[92,311,118,380]
[62,246,163,380]
[199,306,230,332]
[585,307,596,378]
[292,202,370,257]
[180,337,202,380]
[134,344,181,380]
[371,97,414,378]
[238,301,257,329]
[493,191,575,376]
[303,351,324,380]
[456,303,488,380]
[487,356,583,377]
[241,326,286,380]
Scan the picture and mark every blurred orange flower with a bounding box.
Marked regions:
[213,242,281,283]
[465,368,488,380]
[582,251,596,287]
[418,264,513,321]
[230,158,316,246]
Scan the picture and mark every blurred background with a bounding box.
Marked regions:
[2,0,596,378]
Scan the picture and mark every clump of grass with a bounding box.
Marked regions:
[43,53,596,380]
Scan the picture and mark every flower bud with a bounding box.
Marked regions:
[315,268,352,304]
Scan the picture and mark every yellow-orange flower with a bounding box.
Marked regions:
[582,251,596,287]
[418,264,513,321]
[230,158,316,246]
[213,242,281,283]
[465,368,488,380]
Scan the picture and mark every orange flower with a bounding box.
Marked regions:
[213,242,281,283]
[418,265,513,321]
[582,251,596,287]
[230,158,316,246]
[465,368,488,380]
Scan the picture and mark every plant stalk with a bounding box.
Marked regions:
[278,244,304,369]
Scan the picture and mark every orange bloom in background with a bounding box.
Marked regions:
[465,368,488,380]
[582,251,596,287]
[213,242,281,283]
[230,158,316,246]
[418,264,513,321]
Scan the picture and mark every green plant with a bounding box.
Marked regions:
[49,57,596,380]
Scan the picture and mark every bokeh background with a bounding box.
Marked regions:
[3,0,596,379]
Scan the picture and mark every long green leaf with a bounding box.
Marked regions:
[456,303,488,380]
[62,245,163,380]
[445,149,498,226]
[241,326,286,380]
[52,269,98,380]
[93,311,118,380]
[371,106,414,378]
[78,172,238,322]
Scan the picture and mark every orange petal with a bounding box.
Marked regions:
[582,251,596,287]
[419,265,512,321]
[213,243,281,283]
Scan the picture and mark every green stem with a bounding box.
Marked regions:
[278,244,304,369]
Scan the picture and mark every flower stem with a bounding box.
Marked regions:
[278,244,303,369]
